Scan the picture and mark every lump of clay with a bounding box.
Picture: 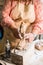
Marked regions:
[16,39,26,50]
[35,42,43,51]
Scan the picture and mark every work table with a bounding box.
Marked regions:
[0,39,43,65]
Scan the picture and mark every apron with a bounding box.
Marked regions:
[10,2,35,48]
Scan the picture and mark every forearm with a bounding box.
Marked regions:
[2,14,20,38]
[31,21,43,38]
[2,15,16,29]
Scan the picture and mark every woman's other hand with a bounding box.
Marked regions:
[24,33,35,42]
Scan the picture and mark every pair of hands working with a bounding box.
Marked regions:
[2,20,36,43]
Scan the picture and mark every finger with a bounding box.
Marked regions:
[29,37,34,42]
[24,34,30,39]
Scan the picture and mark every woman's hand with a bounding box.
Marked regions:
[24,33,36,42]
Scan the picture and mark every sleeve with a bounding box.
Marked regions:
[32,1,43,34]
[2,0,16,29]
